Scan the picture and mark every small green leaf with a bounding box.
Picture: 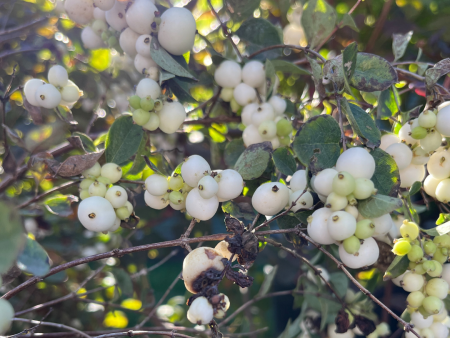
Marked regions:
[341,13,359,32]
[370,148,400,196]
[0,202,25,274]
[72,132,97,152]
[265,59,276,99]
[392,31,413,62]
[150,37,196,79]
[127,132,150,176]
[105,115,144,165]
[320,299,329,330]
[358,194,403,219]
[383,255,409,280]
[273,147,296,176]
[330,272,348,299]
[17,236,50,277]
[436,213,450,226]
[377,89,398,119]
[257,265,278,297]
[425,58,450,88]
[167,77,197,104]
[224,138,245,167]
[236,18,283,60]
[409,181,422,196]
[45,195,78,217]
[301,0,337,49]
[293,114,341,172]
[111,268,133,297]
[56,106,77,125]
[221,200,256,221]
[234,142,273,180]
[270,60,311,76]
[341,99,381,148]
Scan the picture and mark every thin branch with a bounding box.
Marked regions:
[7,309,52,338]
[247,44,326,63]
[0,47,40,60]
[183,116,241,126]
[0,16,47,36]
[365,0,394,53]
[93,330,193,338]
[12,318,92,338]
[119,179,145,185]
[17,181,79,209]
[203,88,222,119]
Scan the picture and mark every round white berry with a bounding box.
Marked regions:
[35,84,61,109]
[0,299,14,334]
[251,103,275,127]
[242,61,265,88]
[93,7,107,21]
[431,322,449,338]
[105,1,128,32]
[243,124,264,147]
[94,0,114,11]
[109,217,121,232]
[158,7,196,55]
[241,103,258,127]
[233,83,257,106]
[379,133,400,151]
[48,65,68,87]
[197,175,219,199]
[181,155,211,188]
[186,188,219,221]
[399,122,418,146]
[424,175,442,199]
[61,80,81,104]
[410,311,433,329]
[136,78,161,100]
[307,207,335,245]
[325,192,348,211]
[142,112,160,131]
[187,296,214,325]
[425,278,449,300]
[327,211,356,241]
[88,181,107,197]
[105,186,128,208]
[385,142,412,170]
[101,163,122,183]
[135,34,152,58]
[403,272,425,292]
[436,103,450,137]
[24,78,45,106]
[268,95,287,115]
[82,162,101,179]
[344,205,359,219]
[436,179,450,203]
[313,168,338,196]
[215,169,244,202]
[214,61,242,88]
[428,149,450,179]
[134,54,158,75]
[290,190,313,212]
[157,100,186,134]
[420,130,443,153]
[411,147,430,165]
[119,28,140,58]
[289,170,307,192]
[64,0,94,25]
[338,237,379,269]
[81,26,105,49]
[78,196,116,232]
[144,191,169,210]
[399,164,425,188]
[372,213,394,236]
[252,182,290,216]
[125,0,157,34]
[336,147,376,179]
[145,174,168,196]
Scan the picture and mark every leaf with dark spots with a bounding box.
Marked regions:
[354,315,376,336]
[392,31,413,62]
[335,308,350,333]
[224,214,245,235]
[426,58,450,88]
[23,98,43,125]
[46,150,104,177]
[234,142,272,180]
[351,53,398,92]
[370,148,400,196]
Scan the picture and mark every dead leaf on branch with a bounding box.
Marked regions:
[45,150,104,177]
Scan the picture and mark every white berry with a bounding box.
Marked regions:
[313,168,338,196]
[436,179,450,203]
[242,60,265,88]
[399,122,418,146]
[251,103,275,127]
[186,188,219,221]
[197,175,219,199]
[187,296,214,325]
[135,34,152,58]
[48,65,69,87]
[427,149,450,179]
[24,78,45,106]
[436,103,450,137]
[144,191,169,210]
[181,155,211,188]
[61,80,81,104]
[380,133,400,151]
[136,78,161,100]
[158,100,186,134]
[215,169,244,202]
[105,1,128,32]
[243,124,264,147]
[145,174,168,196]
[420,130,442,153]
[424,175,442,199]
[241,103,258,127]
[94,0,115,11]
[120,28,140,58]
[338,237,379,269]
[126,0,157,34]
[269,95,287,115]
[399,164,425,188]
[403,272,425,292]
[214,61,242,88]
[327,211,356,241]
[35,84,61,109]
[78,196,116,232]
[64,0,94,25]
[290,190,313,212]
[81,26,105,49]
[385,142,412,170]
[410,311,433,329]
[233,83,257,106]
[252,182,290,216]
[336,147,376,179]
[101,163,122,183]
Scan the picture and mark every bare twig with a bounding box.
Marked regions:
[248,44,326,63]
[93,331,193,338]
[365,0,394,52]
[18,181,79,209]
[12,318,92,338]
[183,116,241,126]
[7,309,52,338]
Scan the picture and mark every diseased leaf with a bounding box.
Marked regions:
[370,148,400,196]
[293,115,341,172]
[46,150,104,177]
[301,0,337,49]
[257,265,278,297]
[358,194,403,219]
[236,18,283,60]
[383,255,409,280]
[377,89,398,119]
[342,42,358,95]
[17,236,50,277]
[307,55,326,98]
[224,138,245,167]
[341,13,359,32]
[341,100,381,148]
[45,195,78,217]
[105,115,144,165]
[111,268,133,297]
[234,142,273,180]
[272,147,296,176]
[271,60,311,76]
[425,58,450,88]
[0,202,26,274]
[150,37,196,79]
[393,31,413,62]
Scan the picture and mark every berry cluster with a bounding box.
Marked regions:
[24,65,82,109]
[145,155,244,221]
[389,221,450,338]
[183,247,232,325]
[214,60,293,149]
[130,78,186,134]
[77,162,134,233]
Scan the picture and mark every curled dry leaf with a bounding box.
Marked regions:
[23,98,43,125]
[335,308,350,333]
[46,150,104,177]
[67,136,87,153]
[354,315,376,336]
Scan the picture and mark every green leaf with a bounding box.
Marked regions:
[236,18,283,60]
[341,13,359,32]
[159,69,175,82]
[293,114,341,172]
[425,58,450,88]
[370,148,400,196]
[234,142,273,180]
[351,53,398,92]
[358,194,403,219]
[257,265,278,297]
[17,236,50,277]
[56,106,77,125]
[150,37,196,80]
[306,55,326,98]
[393,31,413,62]
[341,99,381,148]
[72,132,97,152]
[273,147,296,176]
[224,138,245,167]
[105,115,144,165]
[127,132,150,176]
[342,42,358,95]
[425,222,450,236]
[291,210,314,224]
[271,60,311,76]
[221,200,256,221]
[436,213,450,226]
[45,195,78,217]
[0,202,25,274]
[111,268,133,297]
[301,0,337,49]
[409,181,422,196]
[383,255,409,281]
[377,89,398,119]
[223,0,260,22]
[330,272,348,299]
[320,299,328,331]
[278,313,303,338]
[277,214,305,247]
[167,77,197,104]
[265,59,276,99]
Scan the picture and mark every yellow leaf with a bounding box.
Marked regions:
[89,49,111,72]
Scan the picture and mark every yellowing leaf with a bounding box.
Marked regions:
[103,311,128,328]
[89,49,111,72]
[121,298,142,310]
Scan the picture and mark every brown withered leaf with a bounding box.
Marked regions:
[46,150,104,177]
[225,268,254,288]
[67,136,86,153]
[354,315,376,336]
[335,308,350,333]
[23,98,43,125]
[224,214,245,235]
[121,213,140,229]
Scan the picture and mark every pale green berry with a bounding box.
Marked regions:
[424,240,437,255]
[325,192,348,211]
[97,176,112,185]
[428,260,443,277]
[276,119,293,137]
[154,99,163,111]
[423,260,436,273]
[411,126,428,139]
[353,178,375,200]
[82,162,101,179]
[89,181,107,197]
[115,206,131,221]
[355,219,375,239]
[80,178,95,190]
[412,263,426,275]
[169,191,184,205]
[140,96,155,112]
[332,171,356,197]
[425,278,449,299]
[80,189,90,200]
[168,174,184,191]
[418,110,437,128]
[142,112,160,131]
[279,136,291,146]
[220,88,234,102]
[133,108,151,126]
[400,220,419,240]
[230,98,240,113]
[343,236,360,254]
[408,245,424,263]
[433,248,448,265]
[129,95,141,110]
[101,163,123,184]
[407,291,425,308]
[346,193,357,206]
[423,296,443,315]
[434,234,450,248]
